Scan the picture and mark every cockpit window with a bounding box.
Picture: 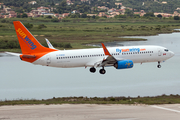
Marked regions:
[164,49,169,52]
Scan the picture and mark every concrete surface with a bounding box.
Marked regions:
[0,104,180,120]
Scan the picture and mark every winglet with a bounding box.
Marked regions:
[101,43,111,56]
[45,38,55,49]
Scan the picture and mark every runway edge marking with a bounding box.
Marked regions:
[151,105,180,113]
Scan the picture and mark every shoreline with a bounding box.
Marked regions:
[1,94,180,106]
[1,29,179,53]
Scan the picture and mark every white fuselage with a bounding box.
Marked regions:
[33,45,174,68]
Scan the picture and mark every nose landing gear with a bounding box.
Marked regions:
[157,61,161,68]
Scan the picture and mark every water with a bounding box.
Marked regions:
[1,32,180,100]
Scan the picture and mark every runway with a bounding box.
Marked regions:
[0,104,180,120]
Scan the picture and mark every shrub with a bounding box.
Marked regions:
[63,43,72,48]
[46,15,52,19]
[1,19,8,23]
[0,40,20,49]
[22,13,28,18]
[38,24,47,29]
[51,18,59,22]
[110,98,115,101]
[174,16,179,20]
[24,23,33,29]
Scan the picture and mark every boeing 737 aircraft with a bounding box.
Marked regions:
[6,21,174,74]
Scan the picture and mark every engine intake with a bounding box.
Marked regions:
[114,60,133,69]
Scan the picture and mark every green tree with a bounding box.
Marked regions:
[1,19,7,23]
[125,9,133,17]
[22,13,28,18]
[46,15,52,19]
[24,23,33,29]
[92,15,96,19]
[103,16,107,18]
[17,14,21,18]
[81,13,87,18]
[63,43,72,48]
[115,15,127,18]
[144,12,155,17]
[38,24,47,29]
[133,14,140,18]
[157,14,162,19]
[51,18,59,22]
[174,16,179,20]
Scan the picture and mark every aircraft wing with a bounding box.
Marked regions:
[86,43,121,68]
[100,43,118,67]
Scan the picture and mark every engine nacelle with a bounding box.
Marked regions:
[114,60,133,69]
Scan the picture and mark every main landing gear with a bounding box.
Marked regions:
[157,61,161,68]
[99,68,106,74]
[89,67,106,74]
[90,67,96,73]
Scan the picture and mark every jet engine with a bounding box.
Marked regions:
[114,60,133,69]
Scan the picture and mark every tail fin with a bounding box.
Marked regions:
[13,21,56,54]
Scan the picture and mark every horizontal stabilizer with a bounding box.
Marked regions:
[22,55,36,58]
[5,52,21,56]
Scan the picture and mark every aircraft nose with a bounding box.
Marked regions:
[170,51,174,57]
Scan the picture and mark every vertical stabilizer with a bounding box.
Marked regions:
[13,21,56,54]
[13,21,57,63]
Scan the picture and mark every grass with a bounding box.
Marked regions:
[1,94,180,106]
[0,18,180,52]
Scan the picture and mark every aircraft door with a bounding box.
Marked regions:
[158,49,162,56]
[47,55,51,65]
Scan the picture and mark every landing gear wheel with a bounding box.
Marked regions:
[90,67,96,73]
[157,65,161,68]
[157,61,161,68]
[99,69,106,74]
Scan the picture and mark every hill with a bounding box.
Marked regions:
[1,0,180,14]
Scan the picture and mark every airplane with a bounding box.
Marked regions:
[6,21,174,74]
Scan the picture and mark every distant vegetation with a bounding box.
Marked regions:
[24,23,33,29]
[1,18,180,52]
[1,94,180,106]
[2,0,180,14]
[42,42,72,48]
[0,40,20,49]
[121,0,180,14]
